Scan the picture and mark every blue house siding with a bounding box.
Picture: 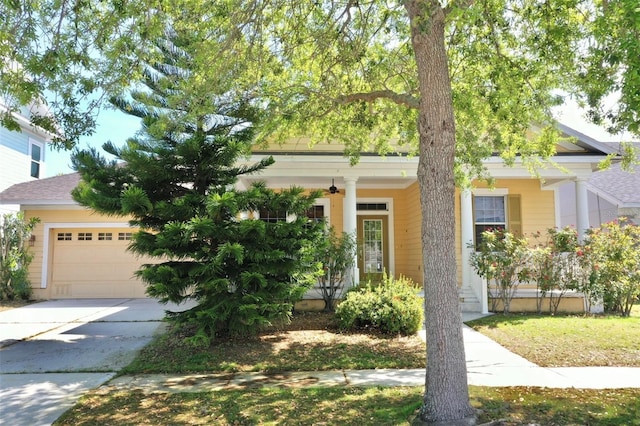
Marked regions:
[0,125,49,192]
[0,126,30,154]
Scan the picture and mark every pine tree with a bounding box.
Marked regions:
[72,31,324,344]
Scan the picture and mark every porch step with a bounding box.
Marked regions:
[459,287,482,313]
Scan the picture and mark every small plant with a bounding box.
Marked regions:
[469,229,531,313]
[315,227,356,312]
[335,274,423,335]
[0,213,40,300]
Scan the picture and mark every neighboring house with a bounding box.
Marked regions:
[559,140,640,227]
[0,124,617,312]
[0,100,56,214]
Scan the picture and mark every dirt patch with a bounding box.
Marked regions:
[127,309,426,374]
[0,299,38,312]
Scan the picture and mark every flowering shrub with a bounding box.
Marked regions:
[470,221,640,316]
[529,227,586,314]
[469,229,531,313]
[584,220,640,316]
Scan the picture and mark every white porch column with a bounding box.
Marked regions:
[461,189,488,314]
[460,189,474,288]
[343,177,359,285]
[575,178,590,242]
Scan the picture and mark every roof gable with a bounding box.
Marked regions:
[0,173,79,205]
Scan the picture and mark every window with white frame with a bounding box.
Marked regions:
[29,140,44,178]
[305,205,325,223]
[258,207,288,223]
[473,195,506,245]
[252,199,329,225]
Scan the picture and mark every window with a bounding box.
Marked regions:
[473,196,506,245]
[305,205,325,223]
[473,193,522,247]
[258,208,288,223]
[29,140,44,178]
[78,232,93,241]
[357,203,388,211]
[57,232,72,241]
[118,232,133,240]
[362,219,384,273]
[98,232,113,241]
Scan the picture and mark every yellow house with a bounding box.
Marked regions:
[0,125,616,312]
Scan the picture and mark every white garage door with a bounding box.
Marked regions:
[50,228,149,298]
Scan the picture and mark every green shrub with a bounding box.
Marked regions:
[0,213,39,300]
[335,274,423,335]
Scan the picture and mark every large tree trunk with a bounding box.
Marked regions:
[405,1,476,425]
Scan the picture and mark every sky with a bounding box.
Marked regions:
[46,107,142,177]
[45,98,636,178]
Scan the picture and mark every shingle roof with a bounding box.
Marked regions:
[589,162,640,206]
[587,143,640,206]
[0,172,80,205]
[555,123,620,155]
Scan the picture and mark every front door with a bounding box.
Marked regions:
[357,215,389,282]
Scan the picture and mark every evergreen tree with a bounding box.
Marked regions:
[72,31,324,344]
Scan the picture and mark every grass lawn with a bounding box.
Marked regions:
[54,386,640,425]
[121,311,426,374]
[467,304,640,367]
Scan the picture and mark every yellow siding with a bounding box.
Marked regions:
[473,179,556,237]
[328,194,344,232]
[465,179,556,291]
[253,137,412,154]
[490,296,584,313]
[23,177,557,299]
[395,182,423,285]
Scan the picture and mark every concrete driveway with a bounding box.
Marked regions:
[0,298,188,426]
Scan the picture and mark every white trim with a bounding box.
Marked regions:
[40,222,132,289]
[316,198,331,226]
[356,197,395,278]
[472,188,509,196]
[0,103,57,141]
[471,191,509,237]
[553,187,561,228]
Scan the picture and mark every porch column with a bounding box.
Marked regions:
[460,189,474,288]
[461,189,488,314]
[575,178,589,242]
[343,177,359,285]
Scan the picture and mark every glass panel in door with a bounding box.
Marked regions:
[357,215,389,282]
